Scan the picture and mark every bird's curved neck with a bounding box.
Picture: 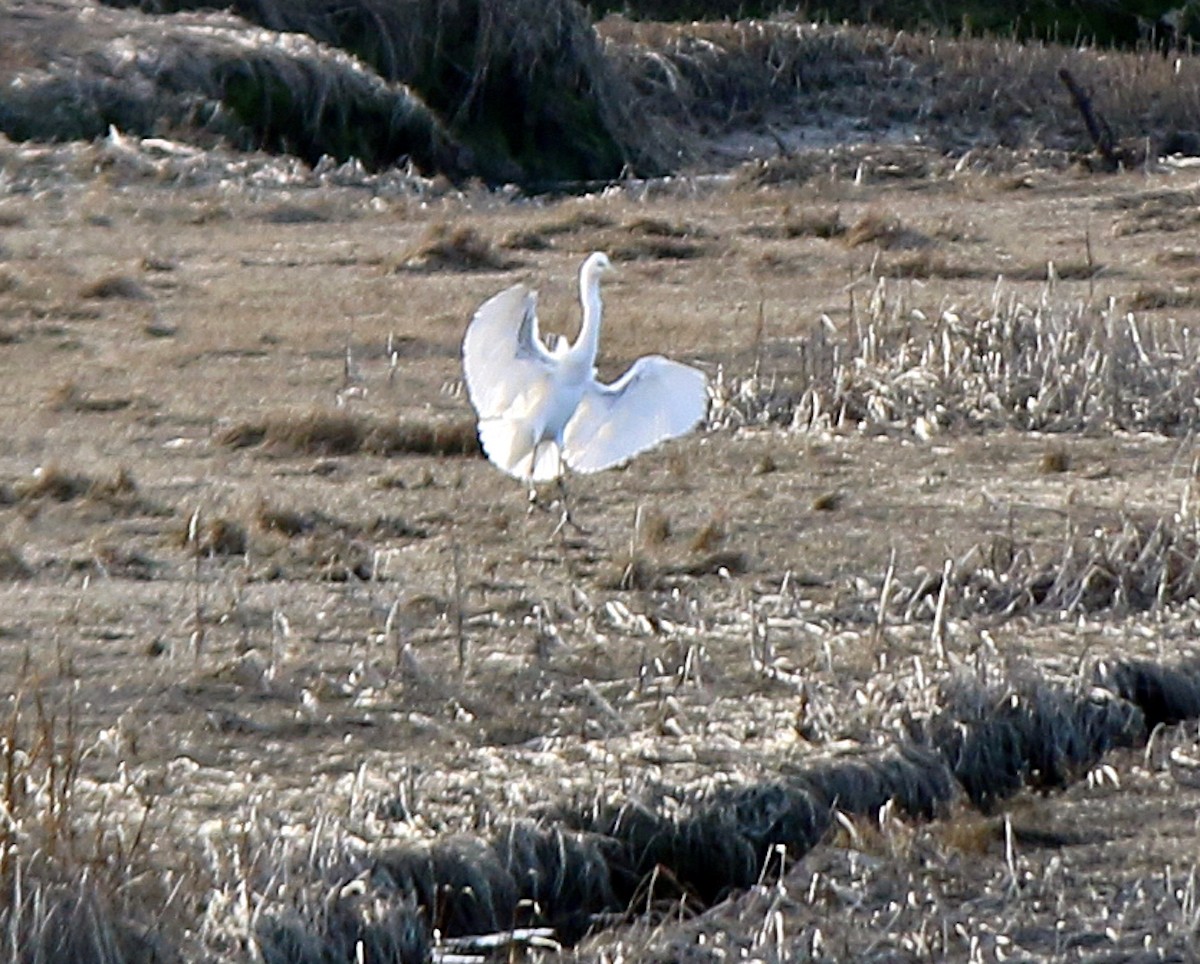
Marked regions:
[572,268,603,364]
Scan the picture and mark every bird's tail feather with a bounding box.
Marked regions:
[478,418,562,482]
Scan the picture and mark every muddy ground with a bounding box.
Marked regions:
[2,135,1200,960]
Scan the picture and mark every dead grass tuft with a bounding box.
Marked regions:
[605,553,660,590]
[0,544,32,580]
[811,490,844,511]
[680,549,751,576]
[220,411,481,458]
[47,381,134,413]
[636,507,672,547]
[845,211,907,249]
[16,464,94,503]
[255,501,316,537]
[502,229,553,251]
[260,203,331,225]
[1129,286,1200,312]
[1009,259,1100,282]
[14,465,140,510]
[880,250,991,280]
[751,453,778,475]
[400,224,517,272]
[505,210,615,250]
[622,216,702,238]
[745,207,845,241]
[79,274,151,300]
[1040,445,1070,474]
[610,237,708,261]
[183,517,248,557]
[690,513,728,553]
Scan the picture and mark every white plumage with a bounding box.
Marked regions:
[463,252,707,482]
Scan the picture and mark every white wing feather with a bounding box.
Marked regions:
[462,284,553,420]
[561,356,708,474]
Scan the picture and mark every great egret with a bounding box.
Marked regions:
[463,252,708,493]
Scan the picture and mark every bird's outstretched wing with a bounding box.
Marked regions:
[561,356,708,474]
[462,284,554,420]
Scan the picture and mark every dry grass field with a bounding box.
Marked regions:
[6,21,1200,959]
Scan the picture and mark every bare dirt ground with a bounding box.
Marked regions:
[3,135,1200,959]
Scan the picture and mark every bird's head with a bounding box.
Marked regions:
[582,251,613,280]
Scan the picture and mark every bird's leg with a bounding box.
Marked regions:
[549,470,589,538]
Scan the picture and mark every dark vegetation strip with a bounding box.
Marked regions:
[218,410,481,458]
[81,0,651,186]
[592,0,1192,47]
[239,659,1183,961]
[7,0,1200,189]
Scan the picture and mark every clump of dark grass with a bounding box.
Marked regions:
[845,211,923,250]
[609,236,708,261]
[811,490,844,511]
[219,411,481,458]
[79,274,151,300]
[690,513,727,553]
[47,380,134,413]
[399,223,517,272]
[677,549,751,576]
[15,464,140,509]
[636,507,672,547]
[180,516,248,557]
[744,207,845,240]
[878,249,992,280]
[255,501,317,537]
[1129,286,1200,312]
[603,553,661,590]
[1040,444,1070,473]
[622,216,705,238]
[920,675,1145,813]
[0,544,32,580]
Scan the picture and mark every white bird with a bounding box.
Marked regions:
[462,252,708,487]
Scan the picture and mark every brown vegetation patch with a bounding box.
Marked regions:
[399,224,516,272]
[1009,258,1100,282]
[79,274,151,300]
[259,204,333,225]
[610,237,708,261]
[845,211,928,250]
[689,513,727,553]
[182,516,248,557]
[0,544,32,580]
[47,381,134,414]
[15,465,134,504]
[220,411,480,459]
[255,500,425,542]
[811,490,844,511]
[504,211,618,251]
[636,507,672,547]
[1129,286,1200,312]
[744,207,845,241]
[622,216,704,238]
[1040,445,1070,474]
[878,250,991,280]
[255,501,317,538]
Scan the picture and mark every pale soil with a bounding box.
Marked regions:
[2,138,1200,959]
